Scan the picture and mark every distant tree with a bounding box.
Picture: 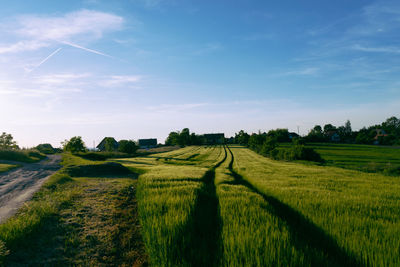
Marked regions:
[36,143,55,154]
[179,128,191,146]
[305,125,324,142]
[344,120,352,135]
[0,132,19,150]
[62,136,86,153]
[267,129,290,142]
[165,131,180,146]
[104,137,117,152]
[118,140,138,154]
[323,124,336,134]
[248,133,266,152]
[235,130,250,145]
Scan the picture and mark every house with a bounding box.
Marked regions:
[288,132,300,139]
[373,129,388,145]
[203,133,225,145]
[326,130,340,142]
[97,137,119,151]
[139,138,157,149]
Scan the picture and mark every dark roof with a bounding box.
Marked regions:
[97,137,118,151]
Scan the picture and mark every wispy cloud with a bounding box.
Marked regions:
[16,9,123,41]
[279,67,319,76]
[0,40,49,54]
[100,75,142,87]
[60,40,114,58]
[27,47,62,73]
[352,44,400,54]
[193,43,223,55]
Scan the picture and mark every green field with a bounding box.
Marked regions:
[308,143,400,174]
[1,146,399,266]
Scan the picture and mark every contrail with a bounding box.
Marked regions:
[27,47,62,73]
[61,40,115,59]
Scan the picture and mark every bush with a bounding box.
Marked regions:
[35,144,55,154]
[0,150,46,163]
[118,140,138,154]
[62,136,86,153]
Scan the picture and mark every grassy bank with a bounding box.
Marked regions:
[0,149,46,163]
[0,153,147,266]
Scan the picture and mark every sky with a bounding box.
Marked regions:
[0,0,399,148]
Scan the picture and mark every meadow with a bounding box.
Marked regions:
[1,145,399,266]
[307,143,400,175]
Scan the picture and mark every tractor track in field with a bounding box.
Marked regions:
[0,154,62,223]
[225,146,364,267]
[175,145,227,267]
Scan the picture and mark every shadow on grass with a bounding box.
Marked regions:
[226,146,365,267]
[168,146,227,267]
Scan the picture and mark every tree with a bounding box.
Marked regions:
[104,137,117,152]
[235,130,250,145]
[179,128,191,146]
[165,131,180,146]
[36,143,55,154]
[118,140,138,154]
[0,132,19,150]
[267,129,290,142]
[344,120,352,135]
[62,136,86,153]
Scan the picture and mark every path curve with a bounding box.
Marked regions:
[0,154,62,223]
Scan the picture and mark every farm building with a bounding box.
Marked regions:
[97,137,119,151]
[139,138,157,148]
[203,133,225,145]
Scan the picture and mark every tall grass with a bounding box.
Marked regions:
[229,145,400,266]
[120,146,225,266]
[0,149,46,163]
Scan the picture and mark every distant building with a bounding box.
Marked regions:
[139,138,157,148]
[373,129,388,144]
[326,131,340,142]
[203,133,225,145]
[97,137,119,151]
[288,132,300,139]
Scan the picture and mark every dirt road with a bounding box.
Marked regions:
[0,155,62,223]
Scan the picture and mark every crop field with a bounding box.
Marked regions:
[1,145,399,266]
[306,143,400,175]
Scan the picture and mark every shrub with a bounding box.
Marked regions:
[35,144,55,154]
[62,136,86,153]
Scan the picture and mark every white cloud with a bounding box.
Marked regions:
[352,44,400,54]
[33,73,91,85]
[279,67,319,76]
[101,75,142,87]
[0,40,49,54]
[16,9,123,41]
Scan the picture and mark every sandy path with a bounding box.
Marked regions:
[0,154,62,223]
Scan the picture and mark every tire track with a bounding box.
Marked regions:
[173,145,227,267]
[225,146,363,267]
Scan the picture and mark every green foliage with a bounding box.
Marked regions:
[35,143,55,154]
[0,132,19,150]
[0,149,46,163]
[62,136,86,153]
[118,139,138,154]
[267,128,290,142]
[234,130,250,145]
[104,137,118,152]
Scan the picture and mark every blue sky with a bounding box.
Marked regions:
[1,0,399,147]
